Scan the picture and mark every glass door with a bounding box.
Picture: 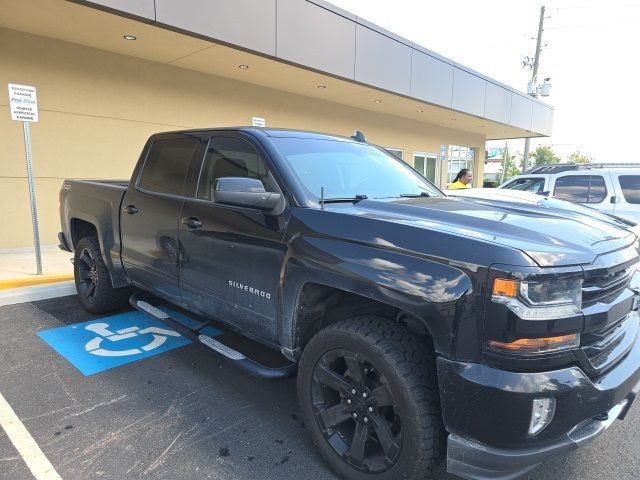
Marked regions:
[413,152,438,184]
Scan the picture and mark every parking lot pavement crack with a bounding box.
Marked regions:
[178,416,252,452]
[58,394,128,421]
[143,430,183,475]
[56,409,160,469]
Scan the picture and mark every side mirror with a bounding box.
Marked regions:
[212,177,282,210]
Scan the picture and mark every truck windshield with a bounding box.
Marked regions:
[271,138,443,201]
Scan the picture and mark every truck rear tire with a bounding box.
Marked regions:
[297,316,444,480]
[74,236,130,314]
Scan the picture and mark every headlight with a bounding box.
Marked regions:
[492,276,582,320]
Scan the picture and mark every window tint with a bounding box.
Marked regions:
[502,177,545,193]
[618,175,640,204]
[554,175,606,203]
[139,137,198,195]
[197,137,274,200]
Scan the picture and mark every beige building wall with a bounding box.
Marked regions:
[0,27,485,249]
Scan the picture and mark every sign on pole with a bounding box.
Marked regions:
[8,83,42,275]
[8,84,39,122]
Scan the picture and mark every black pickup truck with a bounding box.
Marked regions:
[59,128,640,480]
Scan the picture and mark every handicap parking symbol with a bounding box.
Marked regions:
[37,308,193,376]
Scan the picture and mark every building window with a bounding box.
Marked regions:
[447,145,474,183]
[413,152,438,184]
[385,148,403,160]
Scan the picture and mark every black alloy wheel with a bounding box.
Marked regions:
[298,317,444,480]
[311,348,402,473]
[77,247,99,301]
[73,236,131,314]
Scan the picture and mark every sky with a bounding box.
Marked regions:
[329,0,640,163]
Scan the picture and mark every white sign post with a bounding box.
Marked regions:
[8,84,42,275]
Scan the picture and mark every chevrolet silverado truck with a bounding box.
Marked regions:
[59,128,640,480]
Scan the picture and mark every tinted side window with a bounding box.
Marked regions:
[197,137,274,200]
[503,177,545,193]
[619,175,640,204]
[554,175,606,203]
[139,138,198,195]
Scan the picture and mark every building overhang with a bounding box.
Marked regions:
[0,0,553,140]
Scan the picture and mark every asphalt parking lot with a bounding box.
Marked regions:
[0,295,638,480]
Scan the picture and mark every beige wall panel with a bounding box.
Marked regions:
[0,28,484,248]
[0,178,63,248]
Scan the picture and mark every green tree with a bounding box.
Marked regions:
[567,150,593,164]
[529,145,561,168]
[501,151,522,182]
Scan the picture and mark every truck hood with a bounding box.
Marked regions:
[326,196,636,267]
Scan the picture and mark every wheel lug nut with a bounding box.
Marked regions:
[362,392,367,398]
[347,399,352,405]
[352,413,358,419]
[368,407,373,413]
[351,389,356,395]
[363,417,369,423]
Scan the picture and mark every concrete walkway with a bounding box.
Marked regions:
[0,245,75,304]
[0,244,73,283]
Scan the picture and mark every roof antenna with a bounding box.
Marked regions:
[350,130,366,143]
[320,187,325,210]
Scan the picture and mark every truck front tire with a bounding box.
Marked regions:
[297,316,444,480]
[74,236,130,314]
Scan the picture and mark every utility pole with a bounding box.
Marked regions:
[522,5,546,173]
[501,141,508,184]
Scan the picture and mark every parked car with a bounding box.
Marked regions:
[59,128,640,480]
[448,187,640,238]
[497,163,640,224]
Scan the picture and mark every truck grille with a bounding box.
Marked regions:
[580,249,639,375]
[582,265,635,307]
[581,314,638,371]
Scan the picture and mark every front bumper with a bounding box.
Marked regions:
[439,316,640,479]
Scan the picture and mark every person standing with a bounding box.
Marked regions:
[448,168,472,189]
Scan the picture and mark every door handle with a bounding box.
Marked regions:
[182,216,203,229]
[123,205,138,214]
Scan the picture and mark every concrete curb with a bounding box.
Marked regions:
[0,281,77,306]
[0,274,74,291]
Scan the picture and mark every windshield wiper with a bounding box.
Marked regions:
[322,194,369,203]
[399,192,430,198]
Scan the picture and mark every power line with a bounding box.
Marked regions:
[547,21,640,29]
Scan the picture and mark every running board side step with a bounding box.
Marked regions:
[129,291,297,380]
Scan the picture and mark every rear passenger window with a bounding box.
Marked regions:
[554,175,606,203]
[197,137,275,200]
[139,137,198,195]
[618,175,640,204]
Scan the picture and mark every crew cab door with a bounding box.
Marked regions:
[178,134,289,342]
[120,134,202,300]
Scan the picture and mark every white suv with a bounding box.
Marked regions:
[498,164,640,224]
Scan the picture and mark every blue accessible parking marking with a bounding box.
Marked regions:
[37,306,221,376]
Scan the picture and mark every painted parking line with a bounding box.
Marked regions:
[0,391,62,480]
[37,306,221,376]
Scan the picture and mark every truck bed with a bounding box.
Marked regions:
[59,179,130,287]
